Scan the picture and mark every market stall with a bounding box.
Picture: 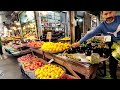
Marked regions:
[4,40,31,56]
[1,21,22,45]
[38,11,66,42]
[18,53,78,79]
[5,11,115,79]
[29,47,108,79]
[15,36,110,79]
[19,11,38,40]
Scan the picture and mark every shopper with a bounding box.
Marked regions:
[0,22,8,60]
[75,19,81,41]
[72,11,120,79]
[0,36,7,60]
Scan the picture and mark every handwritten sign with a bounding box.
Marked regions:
[48,58,54,63]
[104,36,111,42]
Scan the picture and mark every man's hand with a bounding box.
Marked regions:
[71,42,81,48]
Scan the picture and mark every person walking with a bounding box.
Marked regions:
[0,22,8,60]
[0,37,7,60]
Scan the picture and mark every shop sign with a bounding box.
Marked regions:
[46,32,52,41]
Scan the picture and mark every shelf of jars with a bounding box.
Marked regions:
[39,11,65,42]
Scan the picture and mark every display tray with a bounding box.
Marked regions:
[61,53,92,64]
[34,64,66,79]
[22,66,35,73]
[5,48,12,54]
[20,62,45,72]
[62,53,108,64]
[18,56,48,73]
[20,65,36,79]
[11,49,31,56]
[42,49,67,54]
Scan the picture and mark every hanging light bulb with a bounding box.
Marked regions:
[16,22,20,25]
[14,21,17,24]
[12,26,16,30]
[18,27,21,30]
[9,30,12,32]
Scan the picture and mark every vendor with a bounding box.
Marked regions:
[72,11,120,79]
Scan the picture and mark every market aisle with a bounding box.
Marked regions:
[0,48,24,79]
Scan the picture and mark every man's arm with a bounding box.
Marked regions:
[72,25,102,48]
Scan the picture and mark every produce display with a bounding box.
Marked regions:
[90,37,102,43]
[25,35,36,40]
[27,41,44,48]
[12,36,21,39]
[41,42,71,53]
[60,37,70,41]
[86,53,100,64]
[112,42,120,60]
[35,64,65,79]
[18,54,44,71]
[63,53,81,61]
[24,60,43,71]
[18,54,33,63]
[22,22,37,39]
[4,36,22,41]
[5,45,18,53]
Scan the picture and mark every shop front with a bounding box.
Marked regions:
[19,11,38,40]
[37,11,68,42]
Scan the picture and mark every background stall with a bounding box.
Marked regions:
[19,11,38,40]
[38,11,68,42]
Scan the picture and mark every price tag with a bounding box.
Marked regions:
[46,32,52,42]
[104,36,111,42]
[48,58,54,63]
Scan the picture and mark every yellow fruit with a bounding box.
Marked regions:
[55,75,59,78]
[41,42,70,53]
[60,70,64,74]
[86,56,91,61]
[35,64,64,79]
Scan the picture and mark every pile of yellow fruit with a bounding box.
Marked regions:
[41,42,71,53]
[35,64,65,79]
[60,37,70,40]
[6,37,13,41]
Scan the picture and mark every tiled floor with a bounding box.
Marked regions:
[96,61,120,79]
[0,53,24,79]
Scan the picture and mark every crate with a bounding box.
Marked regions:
[60,74,80,79]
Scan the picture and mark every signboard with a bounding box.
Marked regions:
[46,32,52,42]
[104,36,111,42]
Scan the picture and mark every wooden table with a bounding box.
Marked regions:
[30,48,108,79]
